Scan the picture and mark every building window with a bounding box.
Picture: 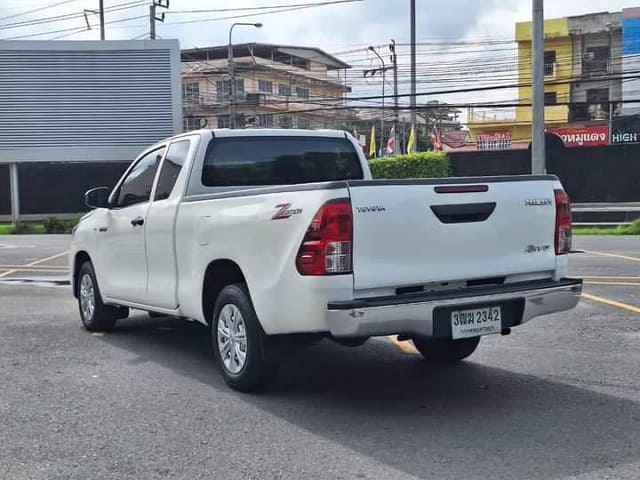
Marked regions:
[544,51,556,76]
[280,115,293,128]
[297,117,311,129]
[257,113,274,127]
[586,88,609,104]
[584,46,610,74]
[217,115,231,129]
[544,92,557,105]
[258,79,273,93]
[184,116,204,131]
[182,82,200,104]
[216,79,245,102]
[296,87,310,99]
[278,84,291,96]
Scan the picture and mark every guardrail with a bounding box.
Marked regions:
[572,203,640,226]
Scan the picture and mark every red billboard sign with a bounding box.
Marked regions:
[547,126,609,147]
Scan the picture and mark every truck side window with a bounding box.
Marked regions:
[155,140,190,201]
[115,147,165,208]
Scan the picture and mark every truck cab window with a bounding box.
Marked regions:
[115,147,165,208]
[155,140,190,201]
[201,136,363,187]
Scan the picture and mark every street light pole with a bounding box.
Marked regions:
[228,22,262,129]
[390,39,399,154]
[369,46,385,155]
[531,0,546,173]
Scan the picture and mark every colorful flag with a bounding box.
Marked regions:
[368,125,376,158]
[385,125,396,155]
[407,125,417,154]
[431,126,442,151]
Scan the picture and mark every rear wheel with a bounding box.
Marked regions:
[211,284,277,392]
[412,336,480,363]
[77,261,128,332]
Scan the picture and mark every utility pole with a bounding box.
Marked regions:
[531,0,546,174]
[409,0,416,127]
[228,22,262,128]
[149,0,169,40]
[390,39,399,153]
[99,0,105,40]
[368,46,386,155]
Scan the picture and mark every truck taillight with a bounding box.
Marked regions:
[554,189,572,255]
[296,199,352,275]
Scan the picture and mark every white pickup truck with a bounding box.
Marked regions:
[70,129,582,391]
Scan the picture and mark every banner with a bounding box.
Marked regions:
[477,131,512,150]
[547,126,609,147]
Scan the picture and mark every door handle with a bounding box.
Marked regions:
[130,216,145,227]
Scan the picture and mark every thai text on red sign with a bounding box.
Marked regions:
[547,126,609,147]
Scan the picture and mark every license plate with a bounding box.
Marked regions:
[451,306,502,339]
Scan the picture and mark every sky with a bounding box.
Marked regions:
[1,0,639,113]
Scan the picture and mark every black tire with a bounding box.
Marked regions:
[211,284,277,392]
[412,336,481,363]
[148,311,164,318]
[77,261,128,332]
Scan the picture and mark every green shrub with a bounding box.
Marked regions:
[10,222,45,234]
[619,218,640,235]
[369,152,451,179]
[43,216,81,234]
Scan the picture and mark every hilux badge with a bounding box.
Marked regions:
[525,198,553,206]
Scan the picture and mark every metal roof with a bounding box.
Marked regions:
[181,43,350,70]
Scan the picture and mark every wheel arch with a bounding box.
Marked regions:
[72,251,92,298]
[202,259,249,325]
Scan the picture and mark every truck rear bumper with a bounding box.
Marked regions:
[327,278,582,338]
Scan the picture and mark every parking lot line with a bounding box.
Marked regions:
[389,335,419,355]
[583,275,640,280]
[582,293,640,314]
[0,264,68,270]
[584,281,640,286]
[25,250,69,267]
[583,250,640,262]
[0,270,17,278]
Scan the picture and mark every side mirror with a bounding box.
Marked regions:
[85,187,111,209]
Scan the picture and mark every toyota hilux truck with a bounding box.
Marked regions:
[70,129,582,391]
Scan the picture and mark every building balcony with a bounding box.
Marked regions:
[569,103,610,122]
[582,59,610,77]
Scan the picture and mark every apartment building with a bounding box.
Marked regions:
[181,43,350,131]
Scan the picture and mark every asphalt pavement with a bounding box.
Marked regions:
[0,235,639,480]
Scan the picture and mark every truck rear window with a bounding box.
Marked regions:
[201,136,364,187]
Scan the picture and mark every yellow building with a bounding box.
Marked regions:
[468,17,572,149]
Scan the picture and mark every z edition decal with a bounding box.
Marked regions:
[272,203,303,220]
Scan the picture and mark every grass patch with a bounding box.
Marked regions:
[574,219,640,235]
[0,222,47,235]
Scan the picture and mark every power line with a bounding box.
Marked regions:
[0,0,77,23]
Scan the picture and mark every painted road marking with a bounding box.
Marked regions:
[0,269,17,278]
[0,265,68,270]
[0,268,70,274]
[583,250,640,263]
[389,335,419,355]
[25,250,69,267]
[585,281,640,286]
[583,275,640,280]
[582,293,640,314]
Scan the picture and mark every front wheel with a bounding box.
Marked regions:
[77,261,128,332]
[212,284,277,392]
[412,336,480,363]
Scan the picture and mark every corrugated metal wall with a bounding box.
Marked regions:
[0,48,176,148]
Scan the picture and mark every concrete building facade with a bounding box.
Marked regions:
[181,43,351,131]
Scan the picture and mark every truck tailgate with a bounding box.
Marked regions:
[348,177,559,291]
